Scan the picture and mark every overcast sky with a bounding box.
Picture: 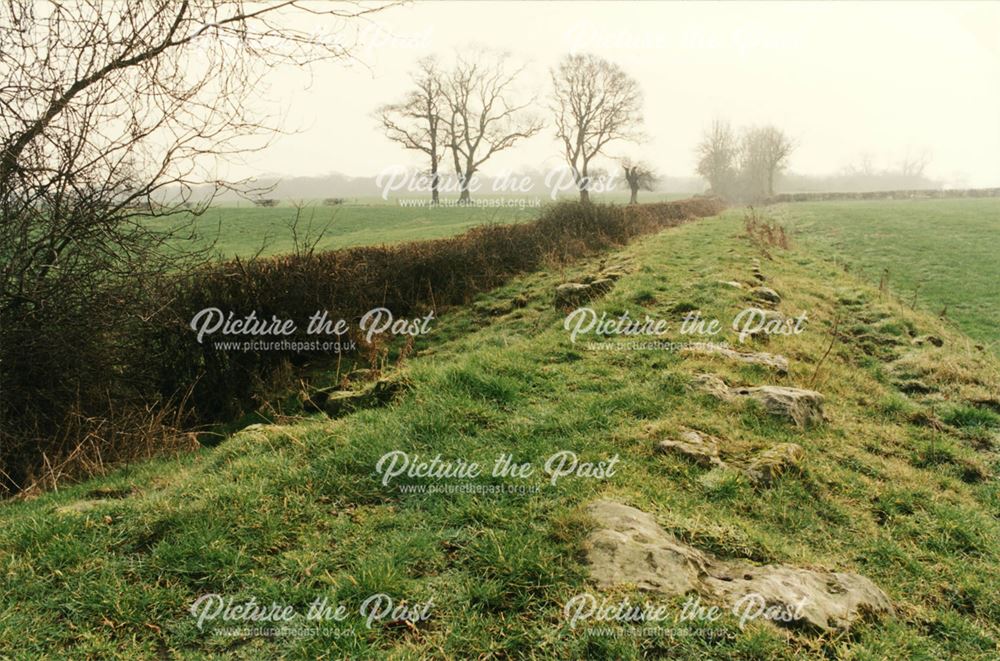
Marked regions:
[234,1,1000,187]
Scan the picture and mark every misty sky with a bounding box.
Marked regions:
[235,1,1000,187]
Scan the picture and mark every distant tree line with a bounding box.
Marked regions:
[378,52,812,205]
[780,151,939,193]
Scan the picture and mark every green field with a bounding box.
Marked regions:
[163,203,537,259]
[4,209,1000,658]
[161,193,687,259]
[772,198,1000,351]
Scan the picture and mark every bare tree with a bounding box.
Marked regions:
[440,53,542,203]
[377,56,445,204]
[0,0,390,493]
[845,152,876,177]
[622,159,657,204]
[899,149,931,179]
[739,125,794,198]
[551,54,643,203]
[695,120,738,198]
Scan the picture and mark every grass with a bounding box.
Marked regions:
[161,202,537,259]
[163,193,685,259]
[771,198,1000,352]
[2,207,1000,658]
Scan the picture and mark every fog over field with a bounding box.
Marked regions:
[230,1,1000,189]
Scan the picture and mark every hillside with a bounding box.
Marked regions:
[2,208,999,659]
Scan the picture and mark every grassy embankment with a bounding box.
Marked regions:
[2,207,999,658]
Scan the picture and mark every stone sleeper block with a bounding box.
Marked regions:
[583,500,894,632]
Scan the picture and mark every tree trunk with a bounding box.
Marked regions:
[629,186,638,204]
[458,165,476,203]
[577,166,590,204]
[431,157,439,205]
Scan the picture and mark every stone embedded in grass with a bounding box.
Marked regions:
[554,283,592,308]
[703,561,895,633]
[749,286,782,305]
[692,373,733,400]
[584,500,894,633]
[744,443,805,486]
[554,275,617,309]
[697,466,739,489]
[553,283,597,309]
[657,429,727,468]
[582,500,710,594]
[735,386,825,428]
[718,280,744,289]
[682,342,789,373]
[693,374,825,427]
[304,376,410,418]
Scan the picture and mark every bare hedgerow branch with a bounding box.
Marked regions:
[0,0,397,312]
[0,0,395,494]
